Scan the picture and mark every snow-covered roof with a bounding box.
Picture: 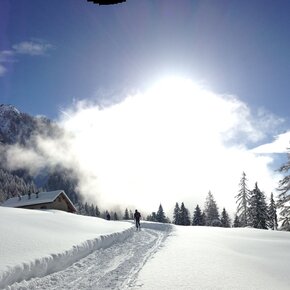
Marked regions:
[1,190,76,211]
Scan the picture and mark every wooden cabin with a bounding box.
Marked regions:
[1,190,77,213]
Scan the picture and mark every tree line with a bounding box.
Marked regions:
[75,150,290,231]
[0,168,37,203]
[170,192,231,227]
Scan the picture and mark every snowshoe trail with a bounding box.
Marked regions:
[7,228,167,290]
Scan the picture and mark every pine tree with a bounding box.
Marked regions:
[113,212,119,220]
[192,204,203,226]
[235,171,250,227]
[156,204,167,223]
[123,208,129,220]
[0,168,38,202]
[220,208,231,227]
[101,210,108,219]
[201,211,206,226]
[173,202,181,225]
[277,155,290,230]
[233,214,241,227]
[95,205,100,217]
[268,193,278,230]
[277,191,290,230]
[89,204,96,216]
[180,202,191,225]
[146,212,157,222]
[84,202,89,215]
[77,202,85,215]
[248,182,268,229]
[129,209,134,220]
[204,191,220,226]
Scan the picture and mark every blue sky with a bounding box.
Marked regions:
[1,0,290,210]
[1,0,290,120]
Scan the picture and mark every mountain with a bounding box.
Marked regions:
[0,104,56,145]
[0,104,79,204]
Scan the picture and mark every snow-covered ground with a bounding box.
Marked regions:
[1,207,290,290]
[0,207,134,289]
[132,226,290,290]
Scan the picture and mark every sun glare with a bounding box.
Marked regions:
[149,76,200,98]
[8,76,281,215]
[42,75,279,215]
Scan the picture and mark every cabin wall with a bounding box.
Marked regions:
[20,197,74,213]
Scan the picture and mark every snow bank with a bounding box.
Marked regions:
[0,207,133,289]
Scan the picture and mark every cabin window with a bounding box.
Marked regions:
[40,206,47,209]
[58,197,62,202]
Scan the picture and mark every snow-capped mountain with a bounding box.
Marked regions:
[0,104,56,145]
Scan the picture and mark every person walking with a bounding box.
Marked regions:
[134,209,141,230]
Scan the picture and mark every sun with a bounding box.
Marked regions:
[148,76,200,98]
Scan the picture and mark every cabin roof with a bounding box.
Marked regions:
[1,190,76,212]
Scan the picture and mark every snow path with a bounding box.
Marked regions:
[7,228,168,290]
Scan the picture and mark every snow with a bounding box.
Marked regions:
[8,227,169,290]
[0,104,21,134]
[1,191,72,209]
[132,226,290,290]
[0,105,20,116]
[0,207,133,288]
[1,206,290,290]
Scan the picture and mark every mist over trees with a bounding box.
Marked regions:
[1,104,290,232]
[2,104,290,232]
[0,163,286,232]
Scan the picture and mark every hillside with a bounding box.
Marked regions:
[1,207,290,290]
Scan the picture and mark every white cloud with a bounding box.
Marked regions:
[0,50,14,62]
[12,40,53,56]
[251,131,290,154]
[0,40,53,76]
[0,50,14,76]
[5,145,47,175]
[3,78,285,216]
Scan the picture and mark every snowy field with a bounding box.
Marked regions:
[1,207,290,290]
[133,227,290,290]
[0,207,134,289]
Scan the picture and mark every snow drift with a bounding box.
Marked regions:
[0,207,134,288]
